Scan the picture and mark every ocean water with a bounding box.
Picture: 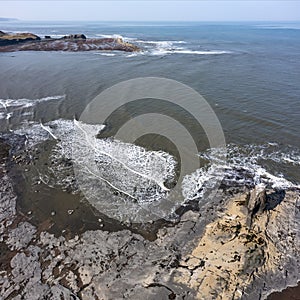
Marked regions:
[0,21,299,224]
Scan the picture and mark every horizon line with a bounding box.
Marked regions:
[2,19,300,22]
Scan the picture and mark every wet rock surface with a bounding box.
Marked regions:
[0,31,140,52]
[0,134,299,299]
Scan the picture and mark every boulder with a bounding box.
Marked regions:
[246,184,267,228]
[62,34,86,40]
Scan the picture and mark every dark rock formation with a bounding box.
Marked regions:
[62,33,86,39]
[246,184,267,228]
[0,31,5,37]
[0,31,140,52]
[0,32,41,46]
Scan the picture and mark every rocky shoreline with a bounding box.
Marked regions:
[0,134,299,299]
[0,31,140,52]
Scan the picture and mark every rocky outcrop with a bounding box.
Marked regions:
[62,33,86,39]
[7,37,139,52]
[0,31,140,52]
[0,178,299,298]
[173,188,300,299]
[246,183,267,227]
[0,133,299,299]
[0,32,41,46]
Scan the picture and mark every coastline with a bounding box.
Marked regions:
[0,134,299,299]
[0,20,299,299]
[268,283,300,299]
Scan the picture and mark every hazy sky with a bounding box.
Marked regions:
[1,1,300,22]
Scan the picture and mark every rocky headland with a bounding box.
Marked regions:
[0,31,140,52]
[0,132,299,300]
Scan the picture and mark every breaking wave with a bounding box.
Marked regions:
[11,119,300,221]
[15,119,177,205]
[91,35,231,58]
[150,49,231,56]
[94,52,116,57]
[0,95,65,121]
[129,39,231,57]
[95,34,137,41]
[183,143,300,201]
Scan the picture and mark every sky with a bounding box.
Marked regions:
[1,1,300,22]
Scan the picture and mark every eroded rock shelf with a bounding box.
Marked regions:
[0,31,140,52]
[0,134,299,300]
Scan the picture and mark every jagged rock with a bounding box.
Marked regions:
[247,184,267,227]
[4,222,36,250]
[62,34,86,39]
[0,138,9,160]
[0,31,5,37]
[174,190,300,300]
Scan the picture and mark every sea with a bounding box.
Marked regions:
[0,20,299,223]
[0,19,300,299]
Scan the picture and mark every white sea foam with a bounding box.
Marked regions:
[73,120,176,196]
[254,24,300,30]
[15,119,177,205]
[5,112,13,120]
[95,34,137,42]
[12,120,300,220]
[132,39,231,57]
[96,34,124,39]
[136,40,186,45]
[0,95,65,121]
[182,144,300,201]
[151,49,231,56]
[126,48,230,58]
[125,52,147,58]
[0,95,64,108]
[94,52,116,57]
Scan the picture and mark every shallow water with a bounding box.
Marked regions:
[0,20,299,225]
